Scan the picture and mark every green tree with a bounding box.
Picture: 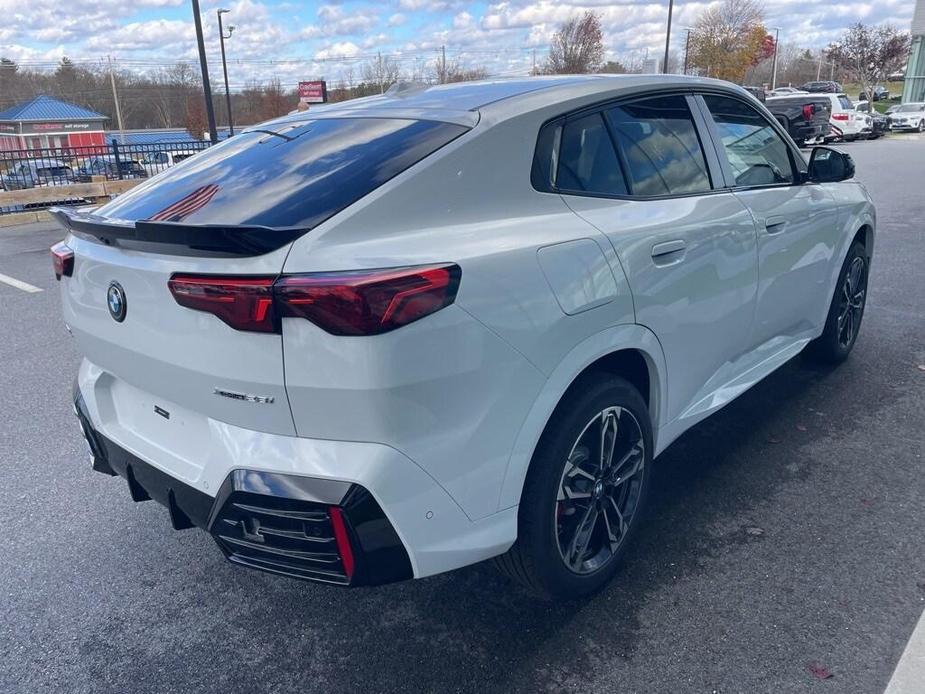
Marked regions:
[598,60,628,74]
[826,23,910,100]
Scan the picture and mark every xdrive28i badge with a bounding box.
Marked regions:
[107,282,127,322]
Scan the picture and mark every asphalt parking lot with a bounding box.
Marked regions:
[1,135,924,694]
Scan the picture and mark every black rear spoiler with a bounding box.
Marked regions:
[50,206,307,257]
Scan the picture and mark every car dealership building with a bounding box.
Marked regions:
[905,0,925,102]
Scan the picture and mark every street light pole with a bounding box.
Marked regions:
[217,9,234,137]
[683,29,691,75]
[663,0,674,74]
[770,27,780,90]
[191,0,218,143]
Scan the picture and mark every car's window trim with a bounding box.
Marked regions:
[692,91,807,191]
[531,89,727,202]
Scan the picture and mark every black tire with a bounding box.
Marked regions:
[494,374,653,600]
[918,120,925,133]
[804,241,868,364]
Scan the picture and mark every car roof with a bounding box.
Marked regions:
[262,74,743,129]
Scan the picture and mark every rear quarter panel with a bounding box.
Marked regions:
[281,106,639,519]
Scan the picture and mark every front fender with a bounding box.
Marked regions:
[496,323,667,511]
[818,184,875,326]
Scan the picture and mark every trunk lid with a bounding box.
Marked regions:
[60,231,296,438]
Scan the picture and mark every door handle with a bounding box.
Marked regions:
[651,239,686,266]
[765,216,788,234]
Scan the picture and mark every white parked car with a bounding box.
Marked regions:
[140,149,198,177]
[823,93,872,140]
[769,87,807,97]
[52,76,875,599]
[888,103,925,132]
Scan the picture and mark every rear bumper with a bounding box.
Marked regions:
[73,360,518,582]
[791,123,828,140]
[75,391,412,586]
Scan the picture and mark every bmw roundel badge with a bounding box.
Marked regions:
[107,282,127,322]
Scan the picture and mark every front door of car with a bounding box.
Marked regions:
[558,94,759,423]
[696,93,841,348]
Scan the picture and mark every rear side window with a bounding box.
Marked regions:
[703,94,796,187]
[838,95,853,110]
[556,113,627,195]
[96,118,468,228]
[605,96,712,196]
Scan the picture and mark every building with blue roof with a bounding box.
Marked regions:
[0,95,108,152]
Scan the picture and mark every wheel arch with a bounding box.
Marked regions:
[496,324,667,511]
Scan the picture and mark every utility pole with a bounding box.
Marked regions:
[377,51,383,94]
[107,56,125,144]
[532,48,536,76]
[816,52,823,81]
[191,0,218,143]
[663,0,674,74]
[770,27,780,90]
[441,45,447,84]
[217,9,234,136]
[683,29,691,75]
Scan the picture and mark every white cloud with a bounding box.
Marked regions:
[314,40,362,60]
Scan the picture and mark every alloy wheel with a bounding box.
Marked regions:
[555,406,645,575]
[837,255,867,349]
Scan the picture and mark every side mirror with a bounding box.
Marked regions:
[807,146,855,183]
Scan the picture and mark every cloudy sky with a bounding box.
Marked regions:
[0,0,915,86]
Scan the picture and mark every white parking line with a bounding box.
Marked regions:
[885,607,925,694]
[0,272,42,293]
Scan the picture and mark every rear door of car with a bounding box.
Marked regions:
[553,93,760,422]
[695,91,840,346]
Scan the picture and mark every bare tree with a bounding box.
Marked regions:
[430,59,488,84]
[184,95,208,140]
[545,11,605,74]
[689,0,771,83]
[361,55,403,94]
[826,23,910,99]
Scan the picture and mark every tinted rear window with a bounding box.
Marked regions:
[96,118,468,228]
[37,167,70,177]
[556,113,627,195]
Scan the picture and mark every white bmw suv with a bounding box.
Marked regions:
[53,76,874,599]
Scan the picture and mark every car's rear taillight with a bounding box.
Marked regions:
[50,242,74,280]
[275,264,461,336]
[832,113,850,121]
[168,275,277,333]
[802,104,814,121]
[167,264,461,336]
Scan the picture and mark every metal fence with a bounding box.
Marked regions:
[0,140,212,212]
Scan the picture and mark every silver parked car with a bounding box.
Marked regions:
[889,103,925,132]
[1,158,77,190]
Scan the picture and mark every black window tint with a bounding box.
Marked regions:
[605,96,711,196]
[556,113,627,195]
[531,120,562,191]
[96,118,468,228]
[703,94,795,187]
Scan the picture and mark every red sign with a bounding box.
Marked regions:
[298,80,327,104]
